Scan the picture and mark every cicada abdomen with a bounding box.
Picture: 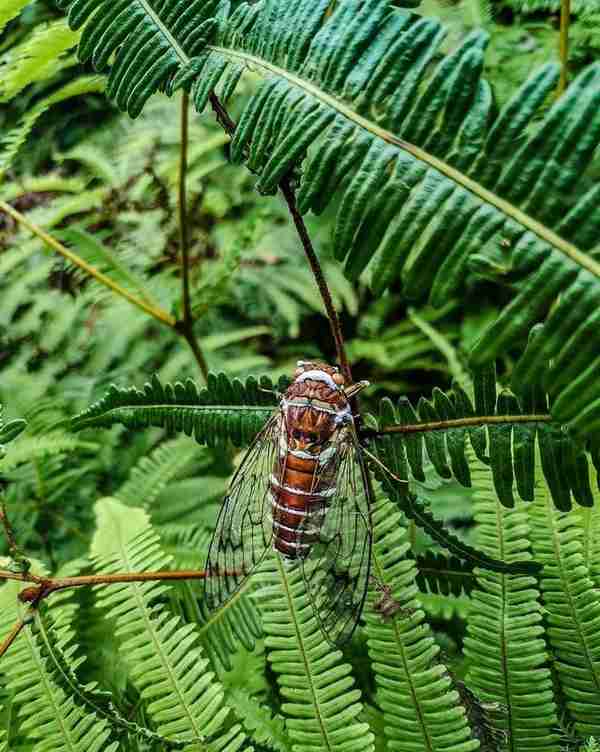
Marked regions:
[270,362,349,559]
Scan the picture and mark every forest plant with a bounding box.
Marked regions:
[1,1,600,751]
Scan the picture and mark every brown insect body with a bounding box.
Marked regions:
[270,363,349,559]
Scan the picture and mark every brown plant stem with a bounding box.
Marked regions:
[0,618,26,660]
[365,413,552,438]
[0,200,175,327]
[178,92,209,381]
[558,0,571,96]
[208,93,352,383]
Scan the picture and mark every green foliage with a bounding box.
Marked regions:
[528,467,600,738]
[71,372,280,447]
[252,554,374,752]
[3,2,600,751]
[464,456,561,749]
[365,493,479,752]
[371,361,598,512]
[0,577,119,752]
[90,498,249,749]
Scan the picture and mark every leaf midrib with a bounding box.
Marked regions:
[208,44,600,280]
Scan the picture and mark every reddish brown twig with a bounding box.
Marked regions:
[0,617,27,660]
[208,92,352,383]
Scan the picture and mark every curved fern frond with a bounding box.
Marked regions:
[528,463,600,738]
[415,551,476,597]
[56,0,600,437]
[162,525,263,670]
[0,580,119,752]
[252,553,374,752]
[71,372,280,446]
[0,76,105,180]
[115,435,205,509]
[365,493,479,752]
[369,362,597,512]
[90,498,249,749]
[463,456,561,749]
[55,0,222,117]
[0,19,79,102]
[0,0,32,30]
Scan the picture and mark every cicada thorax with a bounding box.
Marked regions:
[270,367,351,560]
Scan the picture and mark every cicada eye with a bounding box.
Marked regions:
[333,372,345,386]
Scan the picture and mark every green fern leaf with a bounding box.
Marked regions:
[115,436,205,509]
[0,19,80,102]
[415,551,476,596]
[226,688,289,752]
[0,433,97,473]
[463,456,561,749]
[370,361,596,512]
[0,76,105,180]
[71,372,280,447]
[56,0,222,117]
[90,498,250,749]
[252,553,374,752]
[528,461,600,738]
[0,0,31,30]
[365,493,480,752]
[53,0,600,436]
[0,580,119,752]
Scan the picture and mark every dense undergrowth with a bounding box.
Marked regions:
[1,1,600,751]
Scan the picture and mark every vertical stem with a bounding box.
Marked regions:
[178,92,209,382]
[279,180,352,384]
[208,93,352,384]
[558,0,571,96]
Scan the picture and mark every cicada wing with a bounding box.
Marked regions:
[300,426,372,646]
[204,413,281,611]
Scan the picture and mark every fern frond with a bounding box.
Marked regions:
[365,494,479,752]
[0,580,119,752]
[370,361,596,512]
[528,461,600,737]
[0,0,31,31]
[415,551,476,596]
[90,498,249,749]
[160,525,263,670]
[56,0,222,117]
[0,19,79,101]
[226,688,289,752]
[463,455,561,749]
[0,76,105,180]
[115,436,205,509]
[0,433,96,473]
[71,372,280,447]
[252,553,374,752]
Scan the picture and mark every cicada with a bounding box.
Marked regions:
[204,361,372,645]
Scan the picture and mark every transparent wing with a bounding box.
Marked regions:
[204,413,281,610]
[300,426,372,646]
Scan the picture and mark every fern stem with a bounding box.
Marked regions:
[0,569,212,599]
[0,618,26,660]
[178,92,209,382]
[559,0,571,96]
[0,200,176,327]
[208,93,352,381]
[368,412,552,437]
[280,179,352,382]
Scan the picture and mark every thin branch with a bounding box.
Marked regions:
[280,179,351,383]
[208,93,352,383]
[558,0,571,96]
[365,413,553,438]
[0,618,26,660]
[0,200,176,327]
[178,92,209,381]
[0,499,30,573]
